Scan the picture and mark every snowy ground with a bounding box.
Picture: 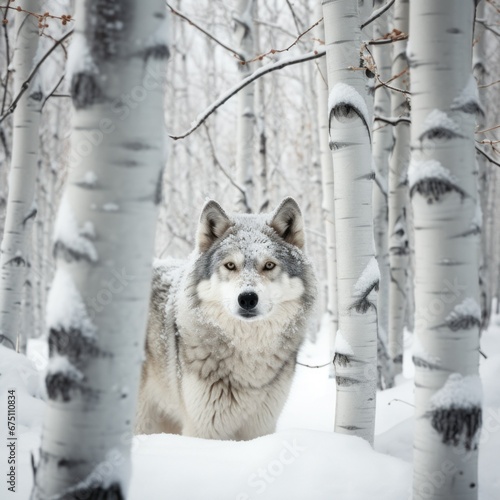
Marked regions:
[1,315,499,499]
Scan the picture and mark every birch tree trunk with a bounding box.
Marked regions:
[315,10,338,373]
[409,2,482,498]
[371,0,394,389]
[234,0,255,213]
[0,0,42,350]
[388,0,410,375]
[32,1,168,498]
[322,0,378,445]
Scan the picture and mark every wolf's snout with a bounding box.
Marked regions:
[238,291,259,311]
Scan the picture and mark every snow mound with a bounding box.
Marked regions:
[446,298,481,324]
[335,330,354,356]
[328,82,371,130]
[422,109,460,135]
[408,158,455,189]
[451,75,484,115]
[354,257,380,295]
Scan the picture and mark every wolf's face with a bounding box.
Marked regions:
[190,198,313,327]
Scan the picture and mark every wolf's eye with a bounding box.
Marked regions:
[264,262,276,271]
[225,262,236,270]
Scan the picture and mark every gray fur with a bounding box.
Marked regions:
[135,198,316,440]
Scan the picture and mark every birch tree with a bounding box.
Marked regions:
[0,0,42,350]
[371,0,394,389]
[234,0,255,213]
[322,0,378,444]
[409,2,482,498]
[388,0,410,374]
[32,1,169,498]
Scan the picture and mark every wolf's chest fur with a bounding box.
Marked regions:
[135,198,316,440]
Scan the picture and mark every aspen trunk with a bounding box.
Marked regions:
[388,0,410,374]
[322,0,378,445]
[409,2,482,499]
[0,0,42,350]
[234,0,255,213]
[32,1,168,498]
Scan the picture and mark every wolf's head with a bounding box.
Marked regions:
[188,198,315,330]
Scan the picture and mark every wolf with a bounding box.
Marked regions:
[135,198,316,440]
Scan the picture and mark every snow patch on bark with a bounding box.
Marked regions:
[354,257,380,295]
[412,335,440,368]
[430,373,482,410]
[421,109,460,137]
[408,159,455,190]
[446,298,481,324]
[66,32,97,83]
[451,75,484,115]
[335,330,354,356]
[328,82,370,127]
[47,355,84,380]
[46,268,96,338]
[53,197,98,262]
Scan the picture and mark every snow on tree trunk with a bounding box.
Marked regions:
[315,5,338,373]
[388,0,410,375]
[371,0,394,390]
[409,2,482,498]
[0,0,42,350]
[234,0,255,213]
[322,0,378,444]
[31,2,169,498]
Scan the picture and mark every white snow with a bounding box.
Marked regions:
[46,268,96,337]
[430,373,482,410]
[335,329,354,356]
[451,75,484,114]
[354,256,380,295]
[408,158,455,190]
[422,109,460,135]
[81,171,98,187]
[446,297,481,324]
[142,17,169,48]
[328,82,371,129]
[4,314,500,499]
[66,32,97,83]
[53,196,98,262]
[412,334,440,367]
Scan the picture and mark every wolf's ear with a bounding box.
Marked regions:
[269,197,304,249]
[197,200,232,253]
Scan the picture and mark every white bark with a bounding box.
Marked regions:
[234,0,255,213]
[315,5,338,372]
[388,0,410,374]
[410,2,481,499]
[32,1,168,498]
[322,0,378,445]
[0,0,42,350]
[371,0,394,389]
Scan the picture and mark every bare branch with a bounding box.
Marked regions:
[476,18,500,38]
[168,48,326,140]
[166,2,244,62]
[0,29,73,123]
[475,145,500,168]
[361,0,396,30]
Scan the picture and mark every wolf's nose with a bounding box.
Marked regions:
[238,291,259,311]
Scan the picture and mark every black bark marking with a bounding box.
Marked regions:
[67,483,124,500]
[451,100,484,117]
[419,127,463,141]
[428,405,482,451]
[122,141,153,151]
[71,72,104,109]
[143,44,170,61]
[49,327,100,362]
[155,169,164,205]
[410,179,466,203]
[4,255,26,267]
[30,90,43,102]
[333,353,351,367]
[330,103,371,139]
[412,355,439,370]
[443,315,481,331]
[45,371,83,402]
[339,425,363,431]
[87,0,131,61]
[335,376,360,387]
[349,280,378,314]
[22,207,37,226]
[53,240,95,263]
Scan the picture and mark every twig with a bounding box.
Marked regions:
[285,0,304,35]
[479,78,500,89]
[476,144,500,168]
[41,73,65,110]
[204,125,250,212]
[169,47,325,140]
[476,18,500,38]
[476,123,500,134]
[296,359,332,368]
[248,18,322,63]
[361,0,396,30]
[0,29,73,123]
[166,2,244,62]
[368,34,408,45]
